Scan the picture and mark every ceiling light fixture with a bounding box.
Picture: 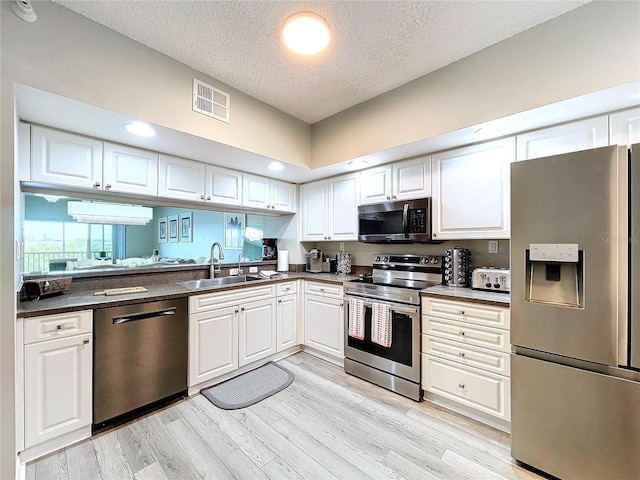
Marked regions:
[67,201,153,225]
[124,122,156,137]
[282,11,330,55]
[267,161,285,171]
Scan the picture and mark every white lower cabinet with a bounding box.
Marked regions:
[421,297,511,428]
[188,285,278,387]
[303,281,344,359]
[238,298,277,367]
[189,306,239,385]
[276,281,298,352]
[21,310,93,451]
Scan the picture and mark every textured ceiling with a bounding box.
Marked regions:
[52,1,589,124]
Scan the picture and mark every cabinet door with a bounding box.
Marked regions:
[277,293,298,352]
[242,174,270,209]
[301,181,328,241]
[206,165,242,205]
[158,154,206,202]
[103,142,158,196]
[304,294,344,358]
[393,156,431,201]
[610,107,640,147]
[24,334,92,447]
[189,307,238,386]
[516,116,608,161]
[31,126,103,189]
[360,165,392,204]
[328,173,359,241]
[432,138,514,240]
[270,180,296,213]
[239,298,277,367]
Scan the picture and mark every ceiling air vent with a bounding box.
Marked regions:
[193,79,230,123]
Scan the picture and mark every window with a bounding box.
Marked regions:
[23,220,114,273]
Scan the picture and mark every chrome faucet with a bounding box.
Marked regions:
[210,242,225,278]
[237,253,246,276]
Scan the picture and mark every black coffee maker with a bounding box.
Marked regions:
[262,238,278,260]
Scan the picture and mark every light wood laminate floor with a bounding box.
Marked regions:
[26,352,543,480]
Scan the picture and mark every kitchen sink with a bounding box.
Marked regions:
[176,275,262,290]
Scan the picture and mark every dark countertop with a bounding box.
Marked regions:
[421,285,510,308]
[17,272,358,318]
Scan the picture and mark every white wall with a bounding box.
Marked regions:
[311,1,640,167]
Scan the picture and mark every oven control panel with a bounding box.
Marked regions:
[373,254,442,267]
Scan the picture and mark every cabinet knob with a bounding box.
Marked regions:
[458,383,465,389]
[278,299,282,303]
[340,303,344,307]
[56,324,62,330]
[200,195,206,200]
[206,196,211,200]
[83,338,90,345]
[392,195,397,199]
[105,184,112,190]
[459,352,466,358]
[93,182,101,188]
[386,196,391,200]
[235,309,239,313]
[458,331,466,336]
[241,307,245,311]
[459,310,465,315]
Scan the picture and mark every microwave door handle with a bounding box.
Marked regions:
[402,203,409,238]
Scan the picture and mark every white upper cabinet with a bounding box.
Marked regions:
[158,154,206,202]
[360,156,431,204]
[243,174,296,212]
[103,143,158,196]
[432,137,515,240]
[206,165,242,205]
[516,116,608,161]
[302,173,359,241]
[301,181,328,241]
[31,126,103,189]
[610,107,640,147]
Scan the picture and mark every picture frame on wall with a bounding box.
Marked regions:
[158,217,167,243]
[168,215,179,243]
[179,212,193,243]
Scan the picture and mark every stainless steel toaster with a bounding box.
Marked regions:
[471,268,510,293]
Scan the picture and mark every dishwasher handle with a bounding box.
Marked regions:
[112,307,177,325]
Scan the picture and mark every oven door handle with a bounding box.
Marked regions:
[345,295,418,315]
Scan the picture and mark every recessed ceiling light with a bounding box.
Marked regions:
[475,124,508,139]
[124,122,156,137]
[348,160,368,169]
[282,11,330,55]
[267,161,284,171]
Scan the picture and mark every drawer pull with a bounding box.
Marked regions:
[458,383,465,389]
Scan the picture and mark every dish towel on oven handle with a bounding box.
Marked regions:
[372,302,392,348]
[348,297,365,340]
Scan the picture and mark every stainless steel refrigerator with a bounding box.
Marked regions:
[510,144,640,480]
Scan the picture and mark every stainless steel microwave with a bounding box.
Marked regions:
[358,198,435,243]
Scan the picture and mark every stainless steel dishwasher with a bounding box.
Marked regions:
[93,297,188,430]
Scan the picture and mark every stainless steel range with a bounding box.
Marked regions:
[344,254,443,401]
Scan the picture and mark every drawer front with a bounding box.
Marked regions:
[277,281,297,296]
[422,297,510,330]
[423,334,510,376]
[422,354,510,421]
[24,310,92,344]
[422,316,510,353]
[190,285,275,313]
[304,281,343,298]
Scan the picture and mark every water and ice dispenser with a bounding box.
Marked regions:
[525,243,584,308]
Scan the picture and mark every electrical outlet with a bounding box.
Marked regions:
[249,266,258,273]
[229,268,239,276]
[488,240,499,254]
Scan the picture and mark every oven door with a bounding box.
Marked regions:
[344,294,421,383]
